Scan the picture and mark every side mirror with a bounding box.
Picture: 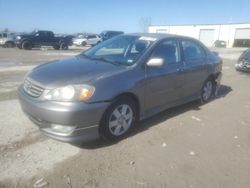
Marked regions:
[146,58,164,67]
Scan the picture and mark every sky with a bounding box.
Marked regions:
[0,0,250,34]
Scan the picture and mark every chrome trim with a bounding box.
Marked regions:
[76,125,99,130]
[23,78,44,97]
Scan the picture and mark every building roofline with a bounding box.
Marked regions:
[149,22,250,27]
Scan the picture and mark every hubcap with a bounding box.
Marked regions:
[109,104,133,136]
[203,81,213,101]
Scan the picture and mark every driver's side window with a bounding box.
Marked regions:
[151,39,180,64]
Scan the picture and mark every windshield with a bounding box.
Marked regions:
[83,35,153,65]
[30,30,38,35]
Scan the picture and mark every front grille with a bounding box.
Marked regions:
[23,79,44,97]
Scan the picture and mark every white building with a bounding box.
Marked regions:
[148,23,250,47]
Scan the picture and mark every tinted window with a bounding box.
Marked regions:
[151,39,180,64]
[87,35,96,39]
[47,32,53,38]
[3,33,7,38]
[44,32,50,37]
[182,40,205,61]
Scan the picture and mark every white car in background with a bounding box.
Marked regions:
[73,34,102,46]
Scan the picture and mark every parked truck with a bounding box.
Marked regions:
[0,32,16,48]
[15,30,72,50]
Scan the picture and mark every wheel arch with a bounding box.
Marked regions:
[5,40,15,45]
[99,92,141,127]
[21,39,33,46]
[113,92,140,116]
[207,72,221,85]
[98,92,141,139]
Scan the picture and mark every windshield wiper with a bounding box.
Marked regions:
[81,53,121,65]
[95,57,119,65]
[81,53,94,60]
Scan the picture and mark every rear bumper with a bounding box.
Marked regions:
[235,63,250,73]
[18,86,110,142]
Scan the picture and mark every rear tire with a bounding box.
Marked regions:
[22,41,32,50]
[60,43,68,50]
[201,79,214,103]
[100,97,138,141]
[5,42,15,48]
[81,41,87,46]
[53,45,60,50]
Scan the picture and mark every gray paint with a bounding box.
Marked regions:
[18,33,222,142]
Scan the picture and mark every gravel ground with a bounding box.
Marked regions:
[0,47,249,188]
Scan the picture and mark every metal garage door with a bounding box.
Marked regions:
[199,29,215,47]
[156,29,168,33]
[235,28,250,39]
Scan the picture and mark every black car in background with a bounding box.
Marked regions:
[15,30,72,50]
[213,40,227,48]
[235,48,250,72]
[99,30,124,41]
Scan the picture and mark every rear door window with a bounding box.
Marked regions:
[87,35,96,39]
[151,39,180,64]
[181,40,205,61]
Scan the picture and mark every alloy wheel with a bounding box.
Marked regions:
[108,104,133,136]
[202,80,213,101]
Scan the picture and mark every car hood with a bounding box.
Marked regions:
[18,34,33,38]
[28,55,125,89]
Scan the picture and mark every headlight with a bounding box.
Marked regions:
[16,36,21,40]
[43,85,95,101]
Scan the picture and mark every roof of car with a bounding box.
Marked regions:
[127,33,182,40]
[127,33,208,45]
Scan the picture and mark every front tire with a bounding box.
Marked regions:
[201,79,214,103]
[81,41,87,46]
[22,41,32,50]
[5,42,15,48]
[100,97,138,141]
[53,45,60,50]
[60,43,68,50]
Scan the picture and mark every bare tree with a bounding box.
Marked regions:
[139,17,152,32]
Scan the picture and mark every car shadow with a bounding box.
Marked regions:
[72,84,232,149]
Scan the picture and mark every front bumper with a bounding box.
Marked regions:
[18,86,110,142]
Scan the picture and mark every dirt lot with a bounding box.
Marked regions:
[0,47,249,188]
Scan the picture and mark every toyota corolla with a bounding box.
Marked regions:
[18,33,222,142]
